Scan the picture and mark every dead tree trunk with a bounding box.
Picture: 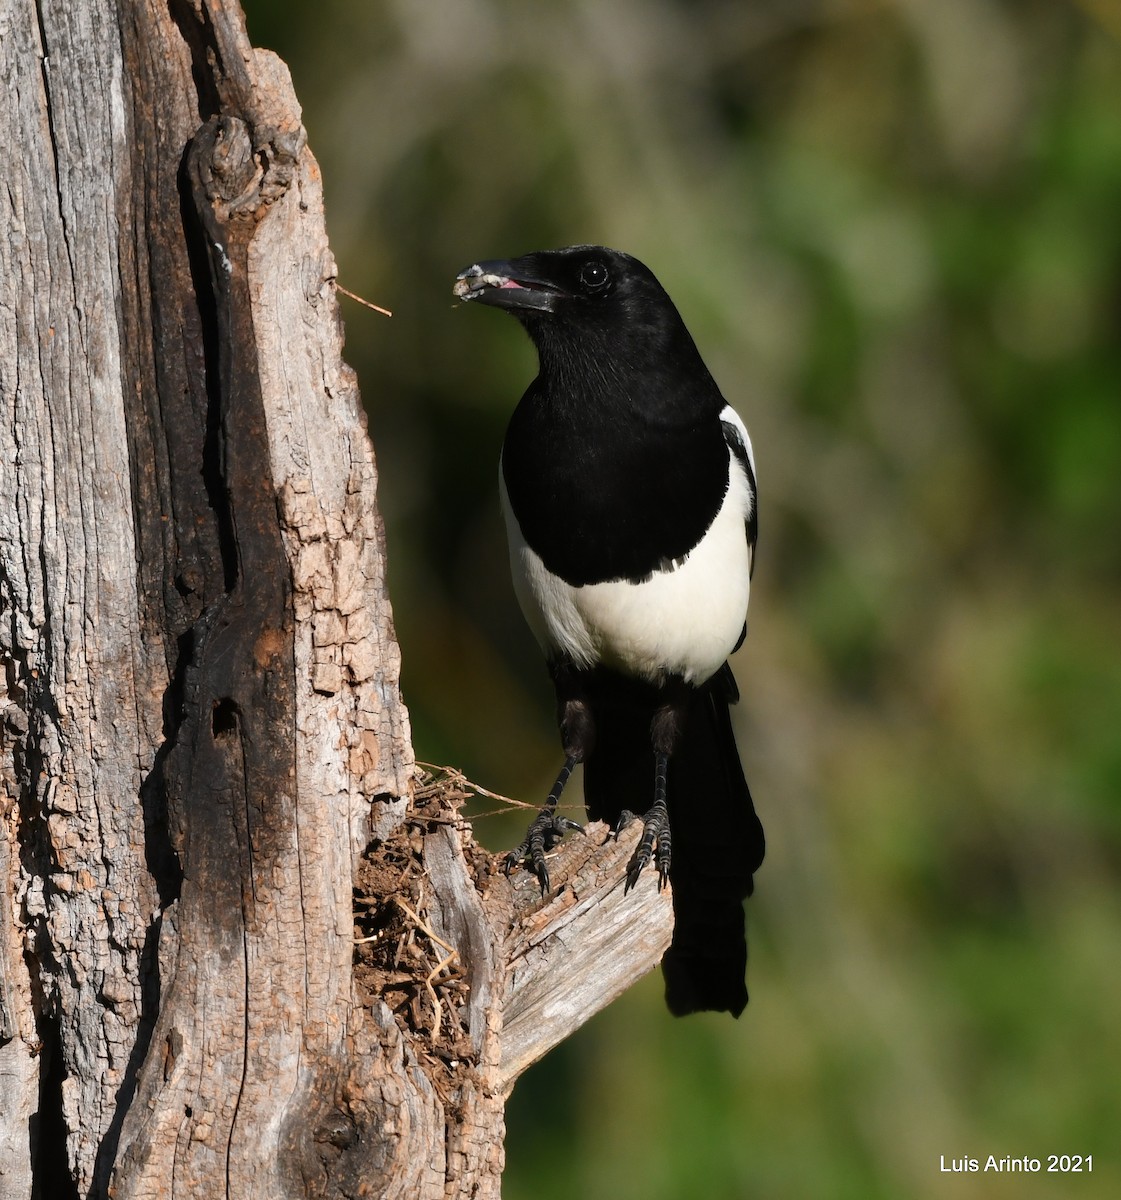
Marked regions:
[0,2,673,1197]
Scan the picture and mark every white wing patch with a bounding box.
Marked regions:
[720,404,757,579]
[720,403,756,480]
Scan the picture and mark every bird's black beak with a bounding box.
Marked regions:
[453,259,567,314]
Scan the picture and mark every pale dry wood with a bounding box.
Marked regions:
[0,1,679,1196]
[0,776,36,1198]
[1,1,169,1193]
[496,821,674,1092]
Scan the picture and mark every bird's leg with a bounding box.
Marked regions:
[505,665,594,893]
[504,755,583,893]
[623,682,689,892]
[623,752,672,892]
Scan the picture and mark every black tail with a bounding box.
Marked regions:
[582,665,765,1017]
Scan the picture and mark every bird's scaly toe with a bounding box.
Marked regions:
[505,808,584,894]
[624,800,671,893]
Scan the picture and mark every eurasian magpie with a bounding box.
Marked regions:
[453,245,765,1017]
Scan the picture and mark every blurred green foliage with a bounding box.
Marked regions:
[243,1,1121,1195]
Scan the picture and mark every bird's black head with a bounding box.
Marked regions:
[453,245,707,380]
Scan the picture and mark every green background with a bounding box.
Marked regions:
[241,2,1121,1196]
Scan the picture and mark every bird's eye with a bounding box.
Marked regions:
[578,261,610,292]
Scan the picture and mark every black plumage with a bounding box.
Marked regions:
[454,245,764,1017]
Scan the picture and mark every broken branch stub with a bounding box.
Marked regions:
[357,783,675,1102]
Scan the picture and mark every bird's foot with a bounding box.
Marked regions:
[618,800,672,892]
[505,808,584,894]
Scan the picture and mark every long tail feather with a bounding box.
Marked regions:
[582,665,764,1016]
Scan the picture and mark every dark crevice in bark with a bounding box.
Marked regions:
[90,914,165,1200]
[141,752,183,912]
[13,670,65,976]
[3,568,68,1198]
[177,143,239,596]
[167,0,223,123]
[7,665,50,891]
[211,696,241,737]
[29,1015,78,1200]
[32,0,75,287]
[117,0,234,674]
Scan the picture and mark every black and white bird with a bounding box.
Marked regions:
[453,245,765,1017]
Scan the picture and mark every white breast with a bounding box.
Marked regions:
[500,409,754,686]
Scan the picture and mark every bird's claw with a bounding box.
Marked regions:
[622,801,672,893]
[505,808,584,894]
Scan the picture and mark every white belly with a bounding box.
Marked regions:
[501,453,752,686]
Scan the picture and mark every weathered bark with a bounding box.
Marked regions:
[0,2,674,1197]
